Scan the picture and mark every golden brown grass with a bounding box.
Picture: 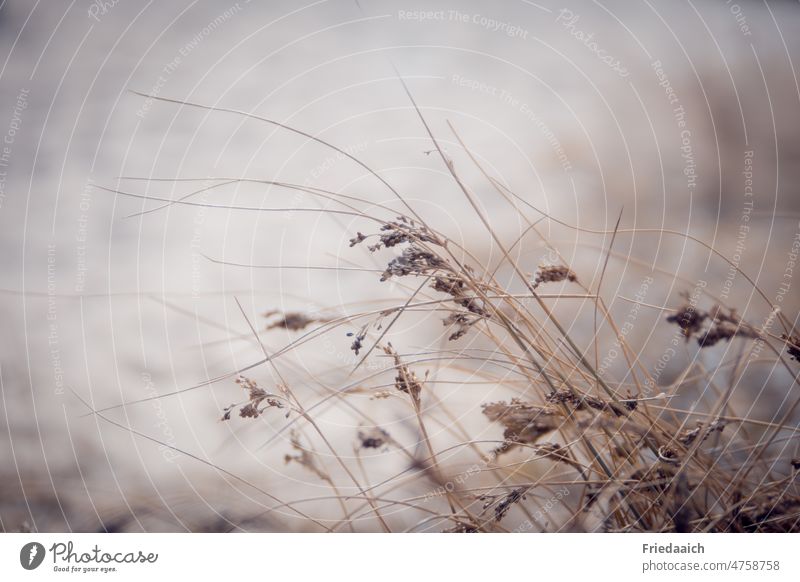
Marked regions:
[98,89,800,533]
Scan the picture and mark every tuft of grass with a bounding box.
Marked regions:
[113,91,800,533]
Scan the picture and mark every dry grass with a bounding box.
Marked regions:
[99,90,800,533]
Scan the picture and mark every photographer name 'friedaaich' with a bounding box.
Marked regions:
[643,543,705,555]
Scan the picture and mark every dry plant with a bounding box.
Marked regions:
[106,88,800,533]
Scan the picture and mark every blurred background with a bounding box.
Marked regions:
[1,0,799,531]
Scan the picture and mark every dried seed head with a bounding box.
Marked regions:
[666,304,707,341]
[221,375,284,421]
[546,389,626,417]
[380,245,446,282]
[781,334,800,361]
[348,232,367,247]
[350,216,443,253]
[432,275,465,296]
[265,311,319,331]
[697,306,757,347]
[532,264,577,289]
[349,328,367,356]
[667,301,758,347]
[697,322,737,347]
[657,445,680,464]
[284,430,331,483]
[491,487,527,522]
[623,398,639,411]
[529,442,581,470]
[431,275,489,317]
[383,343,423,406]
[442,312,477,341]
[677,418,726,446]
[357,427,390,450]
[482,398,559,454]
